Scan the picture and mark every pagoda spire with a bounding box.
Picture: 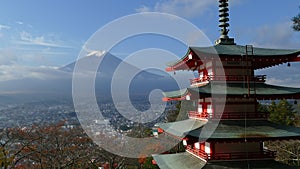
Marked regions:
[219,0,230,38]
[215,0,235,45]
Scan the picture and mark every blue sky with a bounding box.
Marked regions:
[0,0,300,86]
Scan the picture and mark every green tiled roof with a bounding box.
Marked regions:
[163,82,300,99]
[191,44,300,56]
[153,153,298,169]
[163,88,189,99]
[203,160,299,169]
[153,152,206,169]
[167,44,300,67]
[187,120,300,141]
[157,119,207,138]
[167,44,300,70]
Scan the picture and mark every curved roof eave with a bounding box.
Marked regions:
[166,45,300,70]
[162,82,300,100]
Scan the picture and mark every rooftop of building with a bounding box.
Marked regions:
[153,152,299,169]
[163,82,300,101]
[156,119,300,141]
[188,120,300,141]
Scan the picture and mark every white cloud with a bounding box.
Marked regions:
[256,62,300,88]
[229,15,300,87]
[249,21,300,49]
[0,24,10,31]
[0,64,70,82]
[0,64,73,95]
[264,75,300,88]
[0,49,18,65]
[136,0,217,18]
[250,21,300,87]
[17,31,72,48]
[16,21,24,25]
[136,5,151,13]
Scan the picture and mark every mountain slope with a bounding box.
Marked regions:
[61,52,180,101]
[0,52,182,104]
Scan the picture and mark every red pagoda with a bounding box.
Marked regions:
[152,0,300,168]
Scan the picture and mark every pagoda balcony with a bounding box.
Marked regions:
[189,77,210,86]
[186,145,276,161]
[190,75,266,86]
[214,112,269,120]
[186,145,209,160]
[188,111,208,119]
[189,111,269,120]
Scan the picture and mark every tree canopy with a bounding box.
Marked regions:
[292,7,300,31]
[261,100,300,167]
[268,99,297,126]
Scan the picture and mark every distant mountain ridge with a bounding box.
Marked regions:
[59,52,164,79]
[0,52,181,104]
[63,52,180,102]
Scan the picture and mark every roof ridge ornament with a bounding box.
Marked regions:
[215,0,235,45]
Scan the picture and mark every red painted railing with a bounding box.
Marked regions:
[189,76,210,85]
[186,145,276,161]
[215,112,269,119]
[188,111,208,119]
[189,111,268,120]
[211,150,276,160]
[186,145,208,160]
[190,75,266,85]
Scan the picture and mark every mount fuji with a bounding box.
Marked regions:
[0,52,183,104]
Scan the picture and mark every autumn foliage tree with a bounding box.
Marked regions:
[5,122,98,168]
[0,121,133,169]
[0,128,30,169]
[0,147,14,169]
